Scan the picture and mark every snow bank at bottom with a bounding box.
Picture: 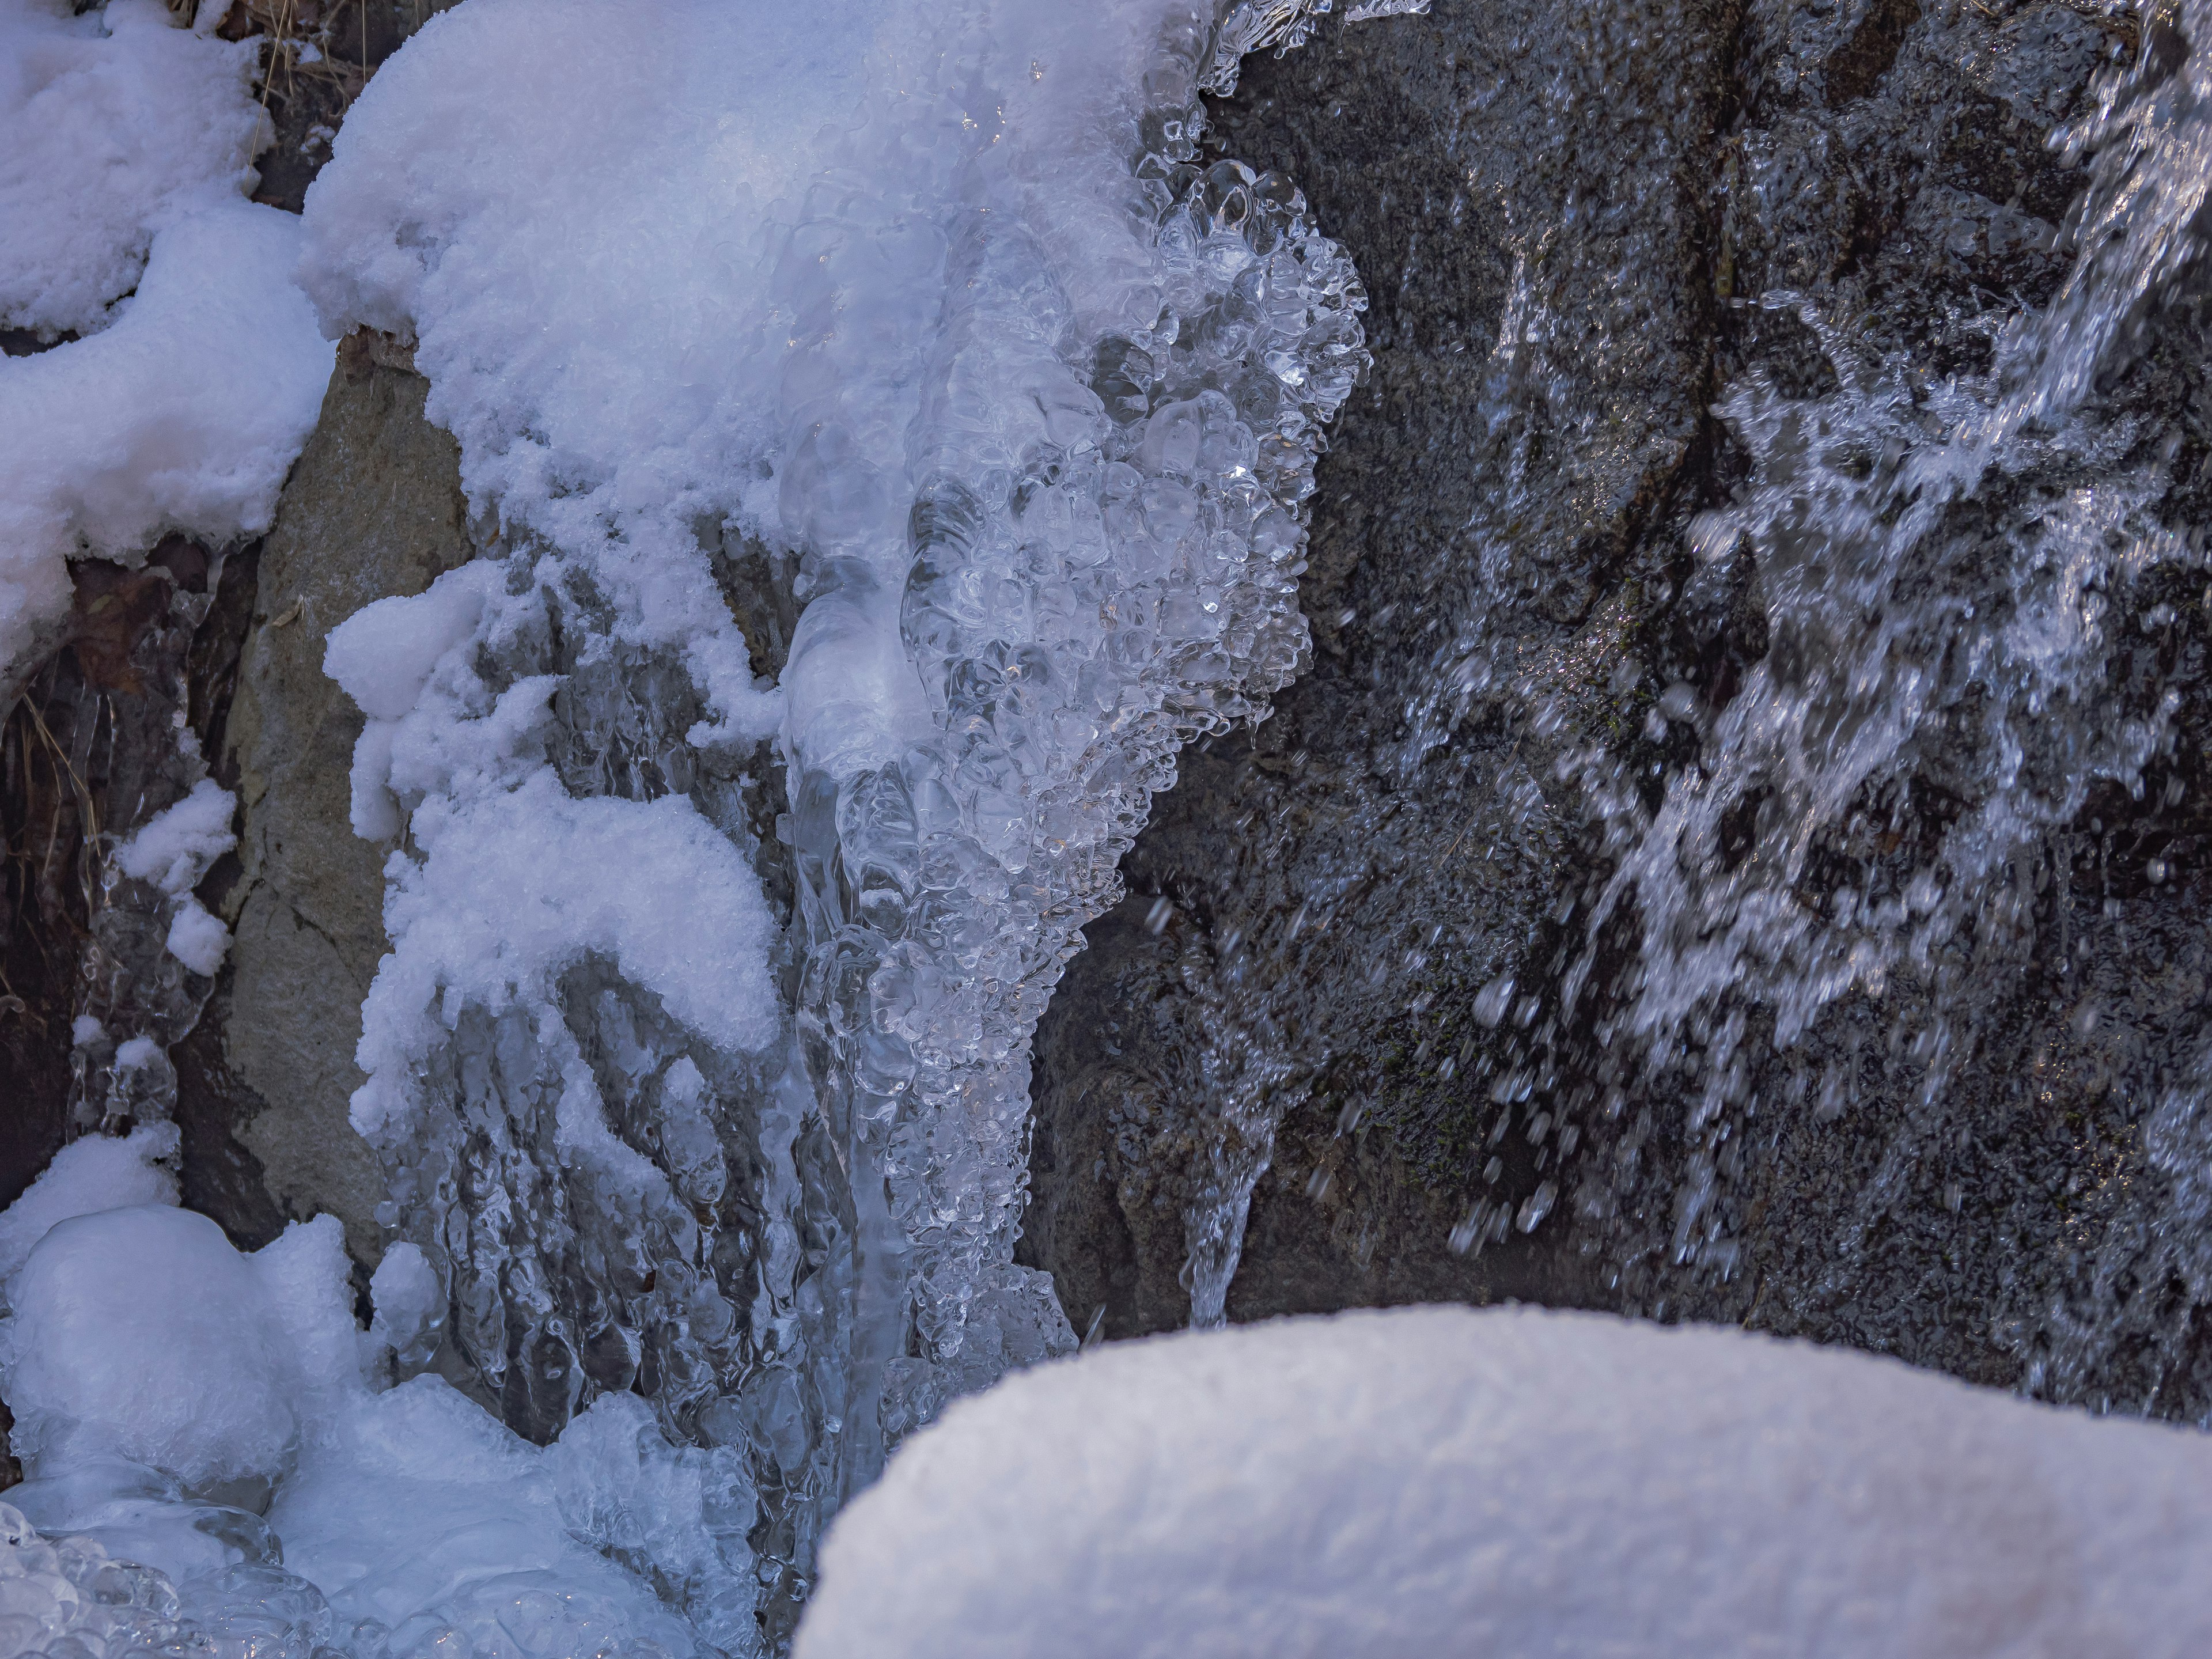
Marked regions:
[798,1304,2212,1659]
[0,1168,750,1659]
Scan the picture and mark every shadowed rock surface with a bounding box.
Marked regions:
[1027,0,2212,1424]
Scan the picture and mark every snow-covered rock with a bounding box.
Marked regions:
[799,1304,2212,1659]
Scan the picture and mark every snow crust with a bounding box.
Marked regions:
[351,769,783,1143]
[298,0,833,745]
[800,1304,2212,1659]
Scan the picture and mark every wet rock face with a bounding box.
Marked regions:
[2,543,237,1211]
[1027,0,1744,1336]
[1028,0,2212,1419]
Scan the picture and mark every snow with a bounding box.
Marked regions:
[365,1240,442,1363]
[267,1380,717,1659]
[0,198,335,683]
[297,0,842,744]
[346,770,783,1143]
[108,778,240,973]
[3,1206,317,1490]
[0,1155,752,1658]
[164,896,230,974]
[0,0,263,340]
[111,778,234,894]
[798,1304,2212,1659]
[0,1122,177,1292]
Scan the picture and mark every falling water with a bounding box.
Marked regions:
[1131,0,2212,1405]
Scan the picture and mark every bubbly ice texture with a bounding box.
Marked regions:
[302,0,1369,1626]
[798,1304,2212,1659]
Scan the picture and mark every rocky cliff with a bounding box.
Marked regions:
[1027,0,2212,1422]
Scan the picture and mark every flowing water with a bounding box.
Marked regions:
[1142,0,2212,1397]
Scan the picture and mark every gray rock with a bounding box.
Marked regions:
[188,332,476,1266]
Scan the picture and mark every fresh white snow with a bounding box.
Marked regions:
[0,1121,177,1291]
[0,1163,752,1658]
[113,778,238,974]
[799,1304,2212,1659]
[112,778,236,895]
[0,198,335,683]
[0,0,263,340]
[0,0,334,686]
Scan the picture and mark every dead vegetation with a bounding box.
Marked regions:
[194,0,461,211]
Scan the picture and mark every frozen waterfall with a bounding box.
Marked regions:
[8,0,2212,1655]
[0,0,1372,1654]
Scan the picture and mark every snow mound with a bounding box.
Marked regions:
[798,1305,2212,1659]
[0,1122,178,1292]
[0,199,335,681]
[0,0,263,339]
[0,1160,756,1659]
[0,1207,348,1491]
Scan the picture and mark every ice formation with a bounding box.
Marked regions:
[296,0,1369,1626]
[798,1304,2212,1658]
[0,1160,757,1659]
[0,0,332,1149]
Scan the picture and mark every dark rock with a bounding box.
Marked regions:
[1026,0,2212,1424]
[1,543,243,1204]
